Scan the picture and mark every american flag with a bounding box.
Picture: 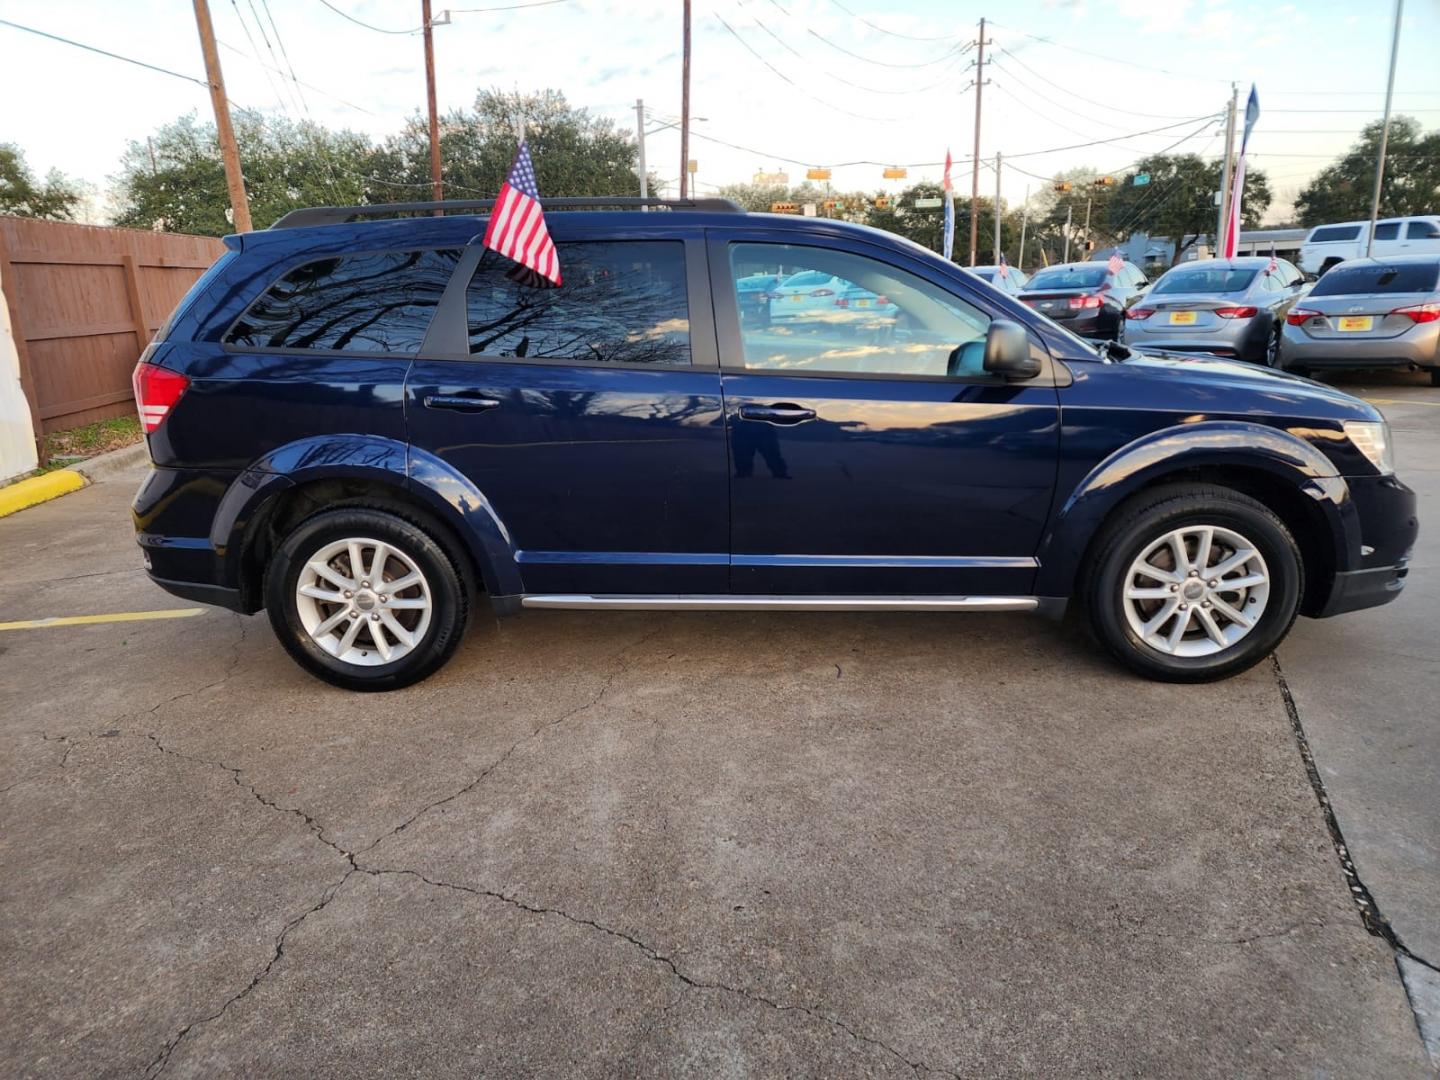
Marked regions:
[1265,248,1278,275]
[483,139,561,288]
[942,149,955,262]
[1106,252,1124,275]
[997,251,1010,279]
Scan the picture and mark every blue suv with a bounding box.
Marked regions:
[131,198,1417,690]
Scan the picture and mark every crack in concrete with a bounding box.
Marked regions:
[361,866,949,1078]
[357,624,666,857]
[1271,653,1440,1060]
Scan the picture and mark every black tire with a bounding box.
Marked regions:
[1082,484,1303,682]
[264,508,469,691]
[1429,368,1440,387]
[1260,320,1281,367]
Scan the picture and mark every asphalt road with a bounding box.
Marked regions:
[1,372,1435,1078]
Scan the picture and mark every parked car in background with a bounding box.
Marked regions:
[768,269,848,322]
[736,272,779,325]
[1280,254,1440,384]
[969,264,1029,296]
[835,283,898,317]
[1018,260,1148,340]
[1123,257,1306,365]
[131,196,1416,690]
[1298,216,1440,276]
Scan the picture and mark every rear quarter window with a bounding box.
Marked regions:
[1308,262,1440,296]
[1306,225,1363,243]
[226,248,460,352]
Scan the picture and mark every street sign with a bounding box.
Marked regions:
[883,166,908,180]
[1133,173,1150,186]
[754,171,789,185]
[686,160,698,174]
[913,197,943,209]
[806,168,832,181]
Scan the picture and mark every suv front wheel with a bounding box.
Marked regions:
[265,508,469,691]
[1084,485,1303,682]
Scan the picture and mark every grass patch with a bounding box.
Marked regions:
[44,415,142,460]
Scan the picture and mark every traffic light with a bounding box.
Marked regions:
[1053,181,1072,193]
[822,199,839,212]
[874,196,891,210]
[1094,176,1115,187]
[770,202,799,214]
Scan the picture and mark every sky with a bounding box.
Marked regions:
[1,0,1436,225]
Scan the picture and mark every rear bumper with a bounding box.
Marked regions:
[1280,325,1439,369]
[147,574,247,613]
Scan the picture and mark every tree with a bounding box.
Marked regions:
[0,144,82,220]
[1104,153,1271,266]
[1294,117,1440,226]
[111,112,375,235]
[368,88,639,200]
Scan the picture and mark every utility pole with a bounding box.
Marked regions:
[1063,203,1072,263]
[192,0,251,231]
[968,16,987,267]
[635,98,648,201]
[992,151,1002,262]
[1017,185,1030,269]
[1367,0,1404,256]
[1082,196,1093,256]
[422,0,442,204]
[679,0,692,200]
[1214,83,1238,259]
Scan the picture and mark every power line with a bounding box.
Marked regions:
[446,0,570,10]
[807,27,965,68]
[217,40,378,114]
[992,47,1199,121]
[228,0,295,113]
[314,0,422,34]
[259,0,311,116]
[988,19,1231,84]
[826,0,966,42]
[0,16,209,87]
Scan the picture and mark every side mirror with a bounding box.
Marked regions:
[983,319,1041,380]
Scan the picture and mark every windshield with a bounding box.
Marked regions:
[780,270,832,288]
[1310,262,1439,296]
[1026,267,1107,291]
[1151,268,1257,295]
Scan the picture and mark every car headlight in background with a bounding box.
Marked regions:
[1343,420,1394,475]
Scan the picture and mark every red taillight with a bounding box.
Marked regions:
[1126,307,1155,320]
[1067,295,1102,310]
[1286,307,1321,326]
[1391,302,1440,324]
[834,297,849,307]
[810,288,835,297]
[875,295,889,306]
[132,362,189,433]
[1213,305,1259,319]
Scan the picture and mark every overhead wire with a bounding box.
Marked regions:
[825,0,966,42]
[0,16,210,87]
[991,47,1202,121]
[314,0,422,34]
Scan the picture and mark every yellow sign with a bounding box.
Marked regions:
[882,166,907,180]
[1169,311,1198,325]
[807,168,832,181]
[1337,315,1374,332]
[687,160,698,174]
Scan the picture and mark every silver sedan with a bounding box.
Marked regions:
[1279,254,1440,385]
[1121,257,1307,365]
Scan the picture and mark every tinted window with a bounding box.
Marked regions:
[1151,268,1257,295]
[1373,223,1401,241]
[1408,220,1440,240]
[227,249,459,351]
[1308,225,1363,243]
[729,242,994,378]
[1309,262,1440,296]
[465,241,690,365]
[1026,266,1108,290]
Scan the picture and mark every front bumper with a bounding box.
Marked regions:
[1318,565,1409,617]
[1313,473,1417,617]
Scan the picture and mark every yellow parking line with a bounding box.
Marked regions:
[1363,397,1440,407]
[0,608,204,632]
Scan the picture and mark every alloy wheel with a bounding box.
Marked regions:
[294,537,433,666]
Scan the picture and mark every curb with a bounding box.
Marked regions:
[0,441,149,520]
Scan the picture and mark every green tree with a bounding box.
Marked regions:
[368,88,639,200]
[0,144,82,220]
[111,112,375,235]
[1105,153,1271,265]
[1294,117,1440,226]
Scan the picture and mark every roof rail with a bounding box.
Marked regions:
[270,196,744,229]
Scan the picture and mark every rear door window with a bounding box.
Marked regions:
[1373,223,1401,241]
[1308,262,1440,296]
[227,249,460,352]
[1307,225,1363,243]
[465,240,690,366]
[1407,220,1440,240]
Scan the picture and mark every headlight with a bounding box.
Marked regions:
[1343,420,1394,475]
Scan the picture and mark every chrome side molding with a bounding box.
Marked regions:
[520,595,1039,612]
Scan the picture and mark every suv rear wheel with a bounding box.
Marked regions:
[265,508,469,691]
[1083,485,1302,682]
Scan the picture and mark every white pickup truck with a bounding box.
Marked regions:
[1299,215,1440,275]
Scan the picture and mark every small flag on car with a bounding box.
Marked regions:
[1107,252,1124,275]
[1265,246,1278,275]
[483,138,562,288]
[997,251,1010,279]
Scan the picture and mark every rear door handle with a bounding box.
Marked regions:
[738,402,817,425]
[423,394,501,412]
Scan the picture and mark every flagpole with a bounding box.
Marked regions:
[1017,185,1030,269]
[1366,0,1404,257]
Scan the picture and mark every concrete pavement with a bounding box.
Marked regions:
[1,377,1436,1077]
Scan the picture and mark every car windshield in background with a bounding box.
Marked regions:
[781,270,833,288]
[1151,268,1258,295]
[1027,267,1107,290]
[1310,262,1440,296]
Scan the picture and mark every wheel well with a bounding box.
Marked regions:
[240,478,483,611]
[1076,466,1337,616]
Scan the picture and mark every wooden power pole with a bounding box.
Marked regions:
[680,0,692,200]
[967,17,987,267]
[192,0,252,232]
[422,0,443,204]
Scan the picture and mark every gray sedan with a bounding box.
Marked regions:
[1121,257,1307,364]
[1279,255,1440,385]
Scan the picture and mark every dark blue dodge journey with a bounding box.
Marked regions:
[130,197,1418,690]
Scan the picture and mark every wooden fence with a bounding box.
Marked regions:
[0,216,225,444]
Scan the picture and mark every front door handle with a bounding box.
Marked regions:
[738,402,817,425]
[423,393,501,412]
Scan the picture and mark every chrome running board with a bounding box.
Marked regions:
[520,595,1038,612]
